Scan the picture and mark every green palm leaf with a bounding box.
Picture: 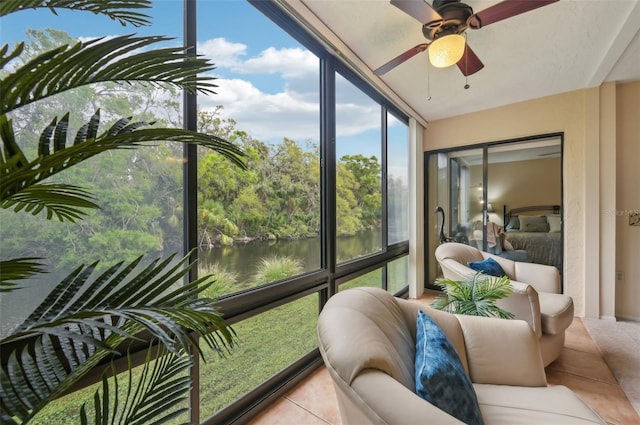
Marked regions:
[0,253,235,423]
[1,34,219,114]
[80,346,191,425]
[1,183,99,222]
[0,1,153,27]
[0,258,47,292]
[431,272,514,319]
[1,112,246,204]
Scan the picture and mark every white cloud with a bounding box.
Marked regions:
[198,37,382,143]
[243,47,317,78]
[198,37,247,69]
[200,78,319,142]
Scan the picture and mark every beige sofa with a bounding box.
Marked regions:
[317,287,604,425]
[435,242,574,366]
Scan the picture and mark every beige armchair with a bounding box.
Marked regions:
[317,287,603,425]
[434,242,574,366]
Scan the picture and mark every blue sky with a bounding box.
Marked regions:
[2,1,407,165]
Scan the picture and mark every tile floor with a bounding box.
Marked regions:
[249,292,640,425]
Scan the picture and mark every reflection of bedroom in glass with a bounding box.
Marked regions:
[488,136,563,271]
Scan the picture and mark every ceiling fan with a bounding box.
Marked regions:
[375,0,559,76]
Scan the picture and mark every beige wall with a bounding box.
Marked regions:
[467,158,561,225]
[424,82,639,320]
[616,81,640,321]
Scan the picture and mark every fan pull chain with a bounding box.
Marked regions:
[464,34,470,89]
[426,56,432,101]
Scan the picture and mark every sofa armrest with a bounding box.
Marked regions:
[496,280,543,339]
[349,370,465,425]
[514,261,561,293]
[456,315,547,387]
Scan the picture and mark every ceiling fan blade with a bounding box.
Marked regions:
[391,0,442,24]
[374,43,430,75]
[468,0,559,29]
[456,44,484,76]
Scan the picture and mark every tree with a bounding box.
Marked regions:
[336,162,362,236]
[1,1,247,423]
[340,154,382,229]
[0,28,190,267]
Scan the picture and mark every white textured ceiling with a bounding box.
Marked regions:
[294,0,640,123]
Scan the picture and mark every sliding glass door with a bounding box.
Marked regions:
[425,134,563,288]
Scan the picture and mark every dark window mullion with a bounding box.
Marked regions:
[381,107,389,290]
[321,55,337,301]
[183,0,199,423]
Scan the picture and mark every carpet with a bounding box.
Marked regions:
[582,318,640,416]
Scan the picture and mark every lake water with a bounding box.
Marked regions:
[0,230,383,336]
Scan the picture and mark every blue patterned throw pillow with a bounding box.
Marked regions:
[467,257,507,277]
[415,310,484,425]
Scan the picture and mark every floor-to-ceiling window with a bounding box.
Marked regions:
[0,1,410,423]
[1,1,189,422]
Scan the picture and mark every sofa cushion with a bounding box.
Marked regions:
[415,310,484,425]
[474,383,604,424]
[468,257,507,277]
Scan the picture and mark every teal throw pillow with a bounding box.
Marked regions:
[415,310,484,425]
[467,257,507,277]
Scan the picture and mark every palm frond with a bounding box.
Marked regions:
[1,34,219,114]
[0,258,47,292]
[0,253,235,423]
[431,272,514,318]
[0,42,24,69]
[1,112,246,202]
[0,1,152,27]
[0,114,28,169]
[1,183,99,222]
[80,346,191,425]
[3,252,236,357]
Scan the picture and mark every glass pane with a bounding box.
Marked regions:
[199,293,319,419]
[340,268,383,291]
[387,114,409,244]
[488,138,562,270]
[426,149,482,285]
[0,3,184,333]
[387,255,409,294]
[196,1,321,295]
[335,73,383,263]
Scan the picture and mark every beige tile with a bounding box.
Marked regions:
[248,397,330,425]
[546,347,618,385]
[285,367,342,425]
[546,369,640,425]
[411,290,439,309]
[565,318,601,354]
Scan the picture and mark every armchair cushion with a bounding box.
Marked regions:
[538,292,574,335]
[415,310,484,425]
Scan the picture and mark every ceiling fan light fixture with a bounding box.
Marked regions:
[428,34,465,68]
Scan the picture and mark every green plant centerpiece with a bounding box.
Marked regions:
[0,1,247,424]
[431,272,514,319]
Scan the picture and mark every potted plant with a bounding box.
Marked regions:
[0,1,246,423]
[431,272,514,319]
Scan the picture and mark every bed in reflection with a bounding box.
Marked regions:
[503,205,562,271]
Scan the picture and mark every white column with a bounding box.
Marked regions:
[409,118,425,299]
